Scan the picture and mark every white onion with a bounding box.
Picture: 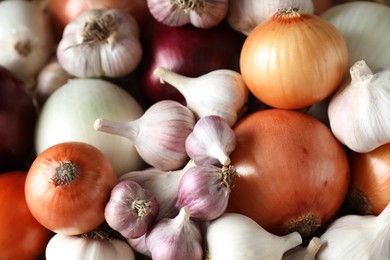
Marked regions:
[35,78,145,177]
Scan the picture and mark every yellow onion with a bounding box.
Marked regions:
[240,7,348,109]
[347,143,390,215]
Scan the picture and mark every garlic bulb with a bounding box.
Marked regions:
[316,203,390,259]
[104,179,160,239]
[0,0,53,82]
[119,160,197,220]
[146,206,203,260]
[185,115,236,166]
[57,8,142,78]
[147,0,228,28]
[321,1,390,72]
[46,230,135,260]
[94,100,196,171]
[328,60,390,153]
[283,237,323,260]
[34,56,72,106]
[176,164,236,221]
[227,0,314,35]
[206,212,303,260]
[153,67,248,127]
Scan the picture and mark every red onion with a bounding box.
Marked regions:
[0,67,37,172]
[136,19,246,104]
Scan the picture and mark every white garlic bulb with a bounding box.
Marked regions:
[57,8,142,78]
[328,60,390,153]
[206,212,303,260]
[316,203,390,259]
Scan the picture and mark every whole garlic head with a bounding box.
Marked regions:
[328,60,390,153]
[316,203,390,259]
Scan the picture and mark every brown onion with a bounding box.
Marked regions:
[227,109,350,238]
[346,143,390,215]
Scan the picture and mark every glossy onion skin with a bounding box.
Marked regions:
[348,143,390,215]
[0,171,51,260]
[240,10,348,109]
[25,142,118,235]
[227,109,350,238]
[138,20,246,104]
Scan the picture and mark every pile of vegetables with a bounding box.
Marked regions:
[1,0,390,259]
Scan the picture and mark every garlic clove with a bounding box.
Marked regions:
[316,203,390,259]
[153,67,248,127]
[206,212,303,260]
[176,164,236,221]
[283,237,323,260]
[185,115,237,166]
[328,60,390,152]
[127,234,151,258]
[94,100,196,171]
[146,206,203,260]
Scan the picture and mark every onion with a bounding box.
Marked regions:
[0,67,37,172]
[347,143,390,216]
[137,19,246,104]
[25,141,118,235]
[240,7,348,109]
[227,109,350,238]
[34,78,145,177]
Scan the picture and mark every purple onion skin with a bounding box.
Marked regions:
[137,20,246,105]
[0,67,37,172]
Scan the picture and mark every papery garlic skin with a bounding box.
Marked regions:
[35,57,72,106]
[147,0,228,28]
[328,60,390,153]
[283,237,323,260]
[154,67,248,127]
[206,213,303,260]
[94,100,196,171]
[57,9,142,78]
[228,0,314,35]
[321,2,390,72]
[146,207,203,260]
[316,203,390,260]
[46,233,135,260]
[119,164,192,220]
[104,180,160,239]
[185,115,236,166]
[176,164,236,221]
[0,1,53,82]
